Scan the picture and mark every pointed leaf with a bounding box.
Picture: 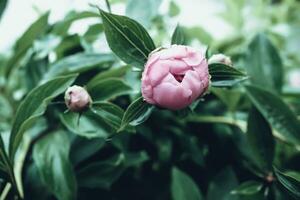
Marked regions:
[9,74,77,158]
[245,85,300,146]
[100,9,156,67]
[231,181,263,195]
[274,168,300,199]
[171,24,185,45]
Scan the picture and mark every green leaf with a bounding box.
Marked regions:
[126,0,162,28]
[4,12,50,77]
[247,107,275,172]
[87,65,131,86]
[171,167,203,200]
[245,33,283,93]
[207,167,238,200]
[211,87,242,111]
[77,152,148,189]
[52,11,99,36]
[171,24,185,45]
[99,9,156,67]
[209,63,247,87]
[9,74,77,159]
[119,96,155,131]
[185,26,212,45]
[43,53,114,81]
[231,181,263,195]
[70,137,105,166]
[0,0,7,20]
[61,102,124,138]
[168,1,180,17]
[87,78,132,101]
[274,168,300,199]
[245,85,300,146]
[33,131,77,200]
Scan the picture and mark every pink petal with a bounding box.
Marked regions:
[181,70,203,100]
[159,45,188,60]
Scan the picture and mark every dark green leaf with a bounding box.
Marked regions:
[77,152,148,189]
[209,63,247,87]
[87,65,131,86]
[171,167,203,200]
[33,131,77,200]
[245,33,283,93]
[211,87,242,111]
[100,9,156,67]
[43,53,114,81]
[245,85,300,146]
[171,24,185,45]
[61,102,124,138]
[0,0,7,20]
[4,12,50,77]
[70,137,105,166]
[126,0,162,28]
[9,74,77,158]
[207,167,238,200]
[231,181,263,195]
[274,168,300,199]
[87,78,132,101]
[247,107,275,172]
[119,96,154,131]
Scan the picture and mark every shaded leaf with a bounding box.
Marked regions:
[43,53,114,81]
[245,85,300,146]
[0,0,7,20]
[274,168,300,199]
[245,33,283,93]
[247,107,275,172]
[171,167,203,200]
[33,131,77,200]
[87,78,132,101]
[231,181,263,195]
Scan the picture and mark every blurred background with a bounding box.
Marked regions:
[1,0,299,87]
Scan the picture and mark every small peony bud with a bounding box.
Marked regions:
[141,45,209,110]
[208,53,232,66]
[64,85,92,112]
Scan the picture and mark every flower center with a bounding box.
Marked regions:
[173,74,185,83]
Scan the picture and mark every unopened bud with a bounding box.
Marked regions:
[64,85,92,112]
[208,54,232,66]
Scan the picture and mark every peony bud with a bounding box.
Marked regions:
[208,53,232,66]
[141,45,210,110]
[64,85,92,112]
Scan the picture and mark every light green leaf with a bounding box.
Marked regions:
[33,131,77,200]
[209,63,247,87]
[119,96,155,131]
[168,1,180,17]
[100,9,156,67]
[245,85,300,146]
[9,74,77,159]
[231,181,263,195]
[171,167,203,200]
[247,107,275,172]
[126,0,162,28]
[43,53,114,81]
[274,168,300,199]
[4,12,49,77]
[245,33,283,93]
[171,24,185,45]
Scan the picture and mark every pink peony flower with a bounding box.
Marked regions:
[64,85,92,112]
[208,53,232,66]
[141,45,210,110]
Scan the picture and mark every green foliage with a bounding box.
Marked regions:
[0,0,300,199]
